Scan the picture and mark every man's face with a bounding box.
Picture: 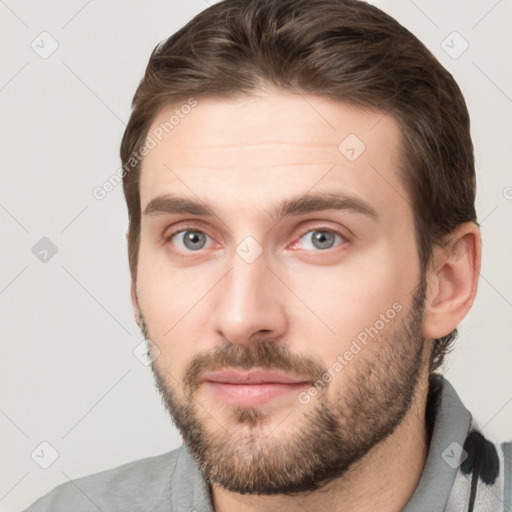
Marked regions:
[134,91,429,494]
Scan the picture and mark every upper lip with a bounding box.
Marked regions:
[201,370,310,385]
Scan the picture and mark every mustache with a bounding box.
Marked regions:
[139,314,327,393]
[182,339,327,394]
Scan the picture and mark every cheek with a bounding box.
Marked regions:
[135,248,201,364]
[284,244,419,356]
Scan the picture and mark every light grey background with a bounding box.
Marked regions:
[1,0,511,510]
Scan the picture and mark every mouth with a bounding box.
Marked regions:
[200,370,311,407]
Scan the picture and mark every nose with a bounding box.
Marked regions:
[210,246,288,347]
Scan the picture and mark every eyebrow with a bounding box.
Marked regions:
[143,191,378,223]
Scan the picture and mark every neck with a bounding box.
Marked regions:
[210,371,432,512]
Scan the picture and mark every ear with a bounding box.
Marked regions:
[130,280,141,328]
[126,230,141,326]
[423,222,481,339]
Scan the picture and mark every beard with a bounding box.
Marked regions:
[139,277,427,496]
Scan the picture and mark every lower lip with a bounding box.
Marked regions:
[203,381,310,407]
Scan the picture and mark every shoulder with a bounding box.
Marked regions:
[454,433,512,510]
[23,447,182,512]
[502,440,512,497]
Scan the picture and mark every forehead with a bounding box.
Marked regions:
[139,91,410,221]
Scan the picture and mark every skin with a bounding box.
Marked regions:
[130,90,481,512]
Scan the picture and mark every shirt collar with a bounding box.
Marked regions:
[403,373,472,511]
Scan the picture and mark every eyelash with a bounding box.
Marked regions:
[163,225,347,254]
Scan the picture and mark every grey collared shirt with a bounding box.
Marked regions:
[23,374,512,512]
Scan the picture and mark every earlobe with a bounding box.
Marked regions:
[423,222,481,339]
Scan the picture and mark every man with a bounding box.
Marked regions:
[25,0,511,511]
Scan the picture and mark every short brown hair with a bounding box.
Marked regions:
[120,0,478,373]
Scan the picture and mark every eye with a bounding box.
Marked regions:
[164,226,346,254]
[293,228,346,251]
[167,229,214,252]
